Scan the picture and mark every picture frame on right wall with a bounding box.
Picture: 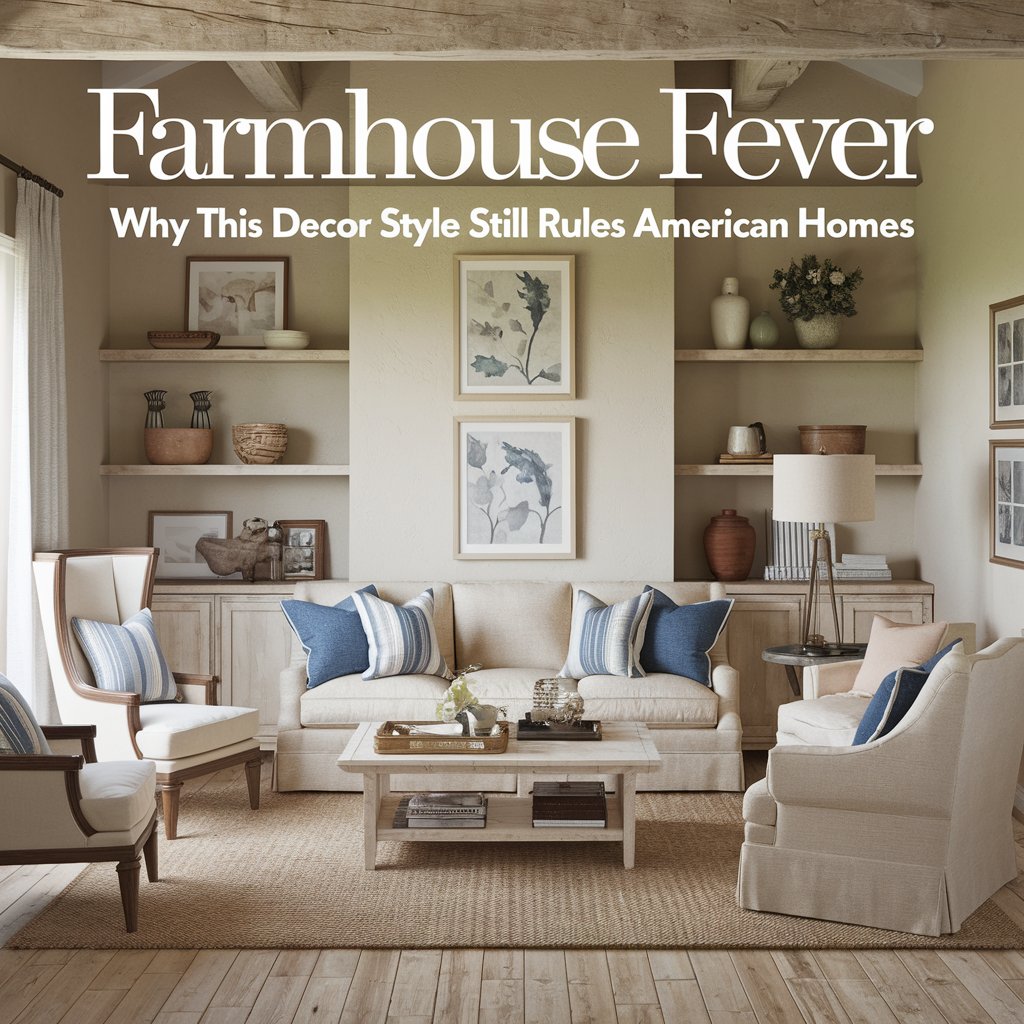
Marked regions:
[990,440,1024,569]
[990,294,1024,427]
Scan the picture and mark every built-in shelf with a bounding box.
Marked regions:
[99,349,349,363]
[675,464,923,477]
[100,464,350,477]
[675,349,922,363]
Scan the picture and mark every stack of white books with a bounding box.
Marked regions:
[832,554,892,580]
[763,513,836,581]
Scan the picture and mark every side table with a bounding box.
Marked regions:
[762,644,867,698]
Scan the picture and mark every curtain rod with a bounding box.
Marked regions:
[0,153,63,198]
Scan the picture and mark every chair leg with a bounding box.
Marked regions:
[116,857,141,932]
[159,783,183,840]
[244,756,262,810]
[143,826,159,882]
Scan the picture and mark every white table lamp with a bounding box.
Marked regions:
[772,454,876,653]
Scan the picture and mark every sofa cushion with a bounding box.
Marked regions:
[352,589,450,681]
[300,674,453,725]
[639,589,733,687]
[852,616,949,695]
[560,589,653,679]
[743,777,777,827]
[136,703,259,760]
[776,693,871,747]
[576,674,718,725]
[79,759,155,833]
[0,674,50,754]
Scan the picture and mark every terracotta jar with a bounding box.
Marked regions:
[703,509,755,582]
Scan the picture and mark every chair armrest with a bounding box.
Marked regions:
[278,659,308,731]
[41,725,98,762]
[802,659,863,699]
[0,753,84,771]
[174,673,219,706]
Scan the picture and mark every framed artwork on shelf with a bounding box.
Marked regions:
[454,255,575,398]
[185,256,289,348]
[148,511,233,580]
[277,519,327,580]
[990,441,1024,569]
[990,294,1024,428]
[455,417,576,560]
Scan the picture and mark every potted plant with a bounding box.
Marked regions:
[769,255,863,349]
[436,665,505,736]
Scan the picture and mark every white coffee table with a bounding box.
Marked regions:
[337,721,661,870]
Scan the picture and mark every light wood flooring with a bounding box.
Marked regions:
[4,754,1024,1024]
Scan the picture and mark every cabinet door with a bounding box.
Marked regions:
[724,596,804,750]
[151,597,215,676]
[841,597,930,643]
[219,598,296,746]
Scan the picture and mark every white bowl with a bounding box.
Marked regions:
[263,330,309,350]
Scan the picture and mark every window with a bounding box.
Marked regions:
[0,231,15,670]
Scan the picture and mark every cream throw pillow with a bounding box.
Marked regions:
[851,616,949,695]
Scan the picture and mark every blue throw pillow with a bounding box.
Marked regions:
[852,639,961,745]
[638,588,734,687]
[282,585,378,688]
[351,588,450,680]
[0,674,50,754]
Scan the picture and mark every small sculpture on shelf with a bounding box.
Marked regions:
[189,391,213,429]
[144,390,167,429]
[195,516,282,583]
[531,678,585,726]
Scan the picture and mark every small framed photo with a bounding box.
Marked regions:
[186,257,289,348]
[455,255,575,398]
[990,295,1024,428]
[148,511,233,580]
[277,519,327,580]
[991,441,1024,569]
[455,417,575,559]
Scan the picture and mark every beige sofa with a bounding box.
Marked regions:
[275,580,743,793]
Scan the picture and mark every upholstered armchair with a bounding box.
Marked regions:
[738,637,1024,936]
[0,678,157,932]
[34,549,262,839]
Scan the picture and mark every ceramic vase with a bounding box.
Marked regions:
[703,509,755,582]
[748,310,779,349]
[710,277,749,350]
[794,314,842,349]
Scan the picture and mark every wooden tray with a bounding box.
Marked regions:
[373,720,510,754]
[517,717,603,741]
[148,331,221,349]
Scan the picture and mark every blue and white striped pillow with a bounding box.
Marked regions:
[72,608,178,703]
[351,588,450,680]
[560,589,654,679]
[0,674,50,754]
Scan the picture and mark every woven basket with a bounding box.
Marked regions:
[798,425,866,455]
[232,423,288,464]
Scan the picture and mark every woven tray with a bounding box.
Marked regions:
[373,720,510,754]
[147,331,221,349]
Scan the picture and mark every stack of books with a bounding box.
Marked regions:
[532,781,607,828]
[763,513,836,581]
[392,792,487,829]
[832,554,892,580]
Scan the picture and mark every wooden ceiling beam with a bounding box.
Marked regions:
[228,62,303,111]
[1,1,1024,59]
[731,59,809,111]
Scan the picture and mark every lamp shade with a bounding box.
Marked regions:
[772,454,876,523]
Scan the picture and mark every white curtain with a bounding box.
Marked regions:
[5,178,68,715]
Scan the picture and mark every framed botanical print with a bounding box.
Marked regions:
[991,441,1024,569]
[148,510,232,579]
[455,255,575,398]
[186,257,289,348]
[990,295,1024,427]
[277,519,327,580]
[455,417,575,559]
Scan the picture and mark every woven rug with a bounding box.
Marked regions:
[10,784,1024,950]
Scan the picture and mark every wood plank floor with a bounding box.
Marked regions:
[3,754,1024,1024]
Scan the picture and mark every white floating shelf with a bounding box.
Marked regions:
[99,349,349,363]
[675,464,922,477]
[101,464,350,477]
[675,349,922,363]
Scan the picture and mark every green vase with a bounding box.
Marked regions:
[748,311,779,349]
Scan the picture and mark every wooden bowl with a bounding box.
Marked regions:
[798,425,866,455]
[144,428,213,465]
[232,423,288,464]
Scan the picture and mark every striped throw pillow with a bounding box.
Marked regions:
[0,674,50,754]
[560,589,654,679]
[72,608,178,703]
[351,589,451,680]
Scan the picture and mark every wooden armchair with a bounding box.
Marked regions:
[33,549,262,839]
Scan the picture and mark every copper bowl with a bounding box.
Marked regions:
[798,425,866,455]
[144,428,213,465]
[232,422,288,465]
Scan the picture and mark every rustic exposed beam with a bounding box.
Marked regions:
[101,61,195,89]
[1,1,1024,59]
[730,59,809,111]
[228,61,303,111]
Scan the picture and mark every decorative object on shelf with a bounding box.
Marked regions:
[531,677,585,726]
[147,330,220,350]
[455,255,575,398]
[186,256,289,348]
[770,254,863,350]
[763,514,836,581]
[189,391,213,429]
[456,417,576,559]
[277,519,327,580]
[144,390,166,429]
[990,440,1024,569]
[266,522,284,581]
[194,516,283,583]
[144,427,213,465]
[435,665,505,737]
[710,277,750,350]
[263,329,309,350]
[773,454,876,653]
[232,422,288,464]
[726,425,762,457]
[989,294,1024,428]
[799,424,866,455]
[748,310,779,349]
[703,509,756,582]
[148,510,232,580]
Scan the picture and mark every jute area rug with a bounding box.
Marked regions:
[10,784,1024,950]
